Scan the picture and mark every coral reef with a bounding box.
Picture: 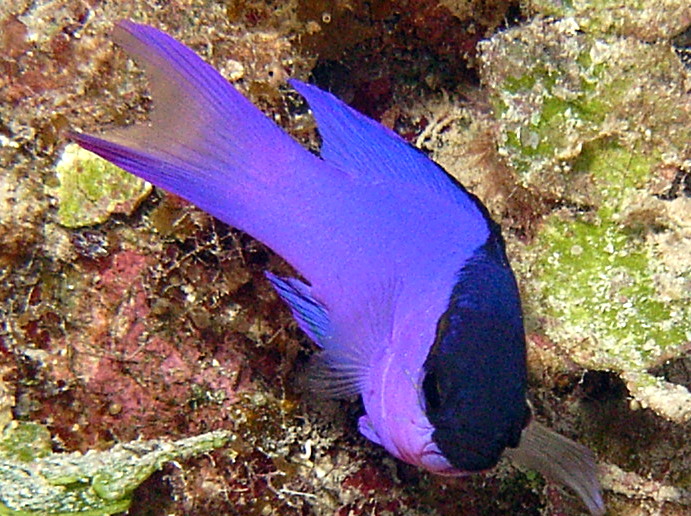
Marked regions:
[479,14,691,423]
[53,144,152,228]
[0,418,230,515]
[1,0,689,514]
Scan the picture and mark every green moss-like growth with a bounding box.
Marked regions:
[530,215,689,370]
[0,422,52,463]
[526,0,689,40]
[573,139,655,198]
[0,423,231,515]
[53,144,152,228]
[480,18,689,201]
[480,16,691,422]
[523,137,691,382]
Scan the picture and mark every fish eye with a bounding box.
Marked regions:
[422,370,442,411]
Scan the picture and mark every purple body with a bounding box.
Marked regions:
[71,21,604,514]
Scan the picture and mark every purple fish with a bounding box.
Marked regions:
[70,21,604,514]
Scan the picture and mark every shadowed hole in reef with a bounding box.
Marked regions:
[129,470,173,515]
[654,166,691,200]
[649,352,691,391]
[672,23,691,69]
[580,370,629,402]
[577,370,688,476]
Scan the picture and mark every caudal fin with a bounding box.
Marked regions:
[69,20,323,254]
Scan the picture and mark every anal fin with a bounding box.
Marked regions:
[266,272,369,399]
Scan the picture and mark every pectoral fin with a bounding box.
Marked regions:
[504,420,605,516]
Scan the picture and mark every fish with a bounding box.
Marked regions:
[69,20,605,515]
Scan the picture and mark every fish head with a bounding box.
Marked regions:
[358,316,528,475]
[421,312,530,472]
[356,231,529,474]
[421,234,530,472]
[358,335,462,476]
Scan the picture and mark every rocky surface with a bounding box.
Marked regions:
[1,0,689,514]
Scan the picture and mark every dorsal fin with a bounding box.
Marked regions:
[289,80,478,205]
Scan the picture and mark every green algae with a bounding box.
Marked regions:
[480,14,691,423]
[525,188,691,423]
[573,139,655,197]
[0,421,231,515]
[0,422,52,463]
[529,215,689,370]
[482,18,689,200]
[53,144,152,228]
[526,0,690,40]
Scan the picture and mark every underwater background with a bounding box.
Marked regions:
[0,1,689,514]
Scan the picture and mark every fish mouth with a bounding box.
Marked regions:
[431,424,512,472]
[417,440,471,475]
